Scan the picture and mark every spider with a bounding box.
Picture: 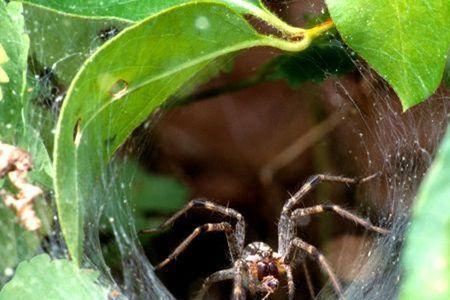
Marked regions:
[143,174,389,300]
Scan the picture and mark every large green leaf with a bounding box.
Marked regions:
[0,254,108,300]
[400,126,450,300]
[23,0,304,87]
[53,1,309,264]
[23,0,265,21]
[325,0,450,110]
[22,0,263,86]
[54,1,249,265]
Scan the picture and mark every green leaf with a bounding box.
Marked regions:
[52,0,321,265]
[23,1,305,87]
[400,125,450,300]
[0,254,108,300]
[105,161,188,231]
[0,1,30,140]
[0,1,53,201]
[23,0,266,21]
[53,1,262,265]
[0,2,47,283]
[133,175,187,212]
[122,162,188,213]
[325,0,450,110]
[22,0,257,86]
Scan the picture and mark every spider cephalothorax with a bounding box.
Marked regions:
[143,173,389,300]
[243,242,285,298]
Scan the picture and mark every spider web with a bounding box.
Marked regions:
[3,0,449,300]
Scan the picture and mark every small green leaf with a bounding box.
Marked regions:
[120,162,188,213]
[326,0,450,110]
[0,254,108,300]
[108,161,188,231]
[400,125,450,300]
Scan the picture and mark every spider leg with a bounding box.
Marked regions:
[285,265,295,300]
[195,268,235,300]
[284,238,345,300]
[302,261,315,300]
[141,198,246,261]
[282,173,378,213]
[291,204,389,234]
[278,173,378,255]
[232,259,246,300]
[155,222,233,270]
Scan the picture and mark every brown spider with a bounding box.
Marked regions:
[142,174,389,300]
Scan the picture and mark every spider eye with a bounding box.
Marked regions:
[268,262,279,277]
[257,262,269,280]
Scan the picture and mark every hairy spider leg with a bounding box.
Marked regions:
[233,259,247,300]
[155,222,233,270]
[195,268,235,300]
[278,173,378,255]
[285,264,295,300]
[291,204,389,234]
[142,198,246,261]
[284,238,345,300]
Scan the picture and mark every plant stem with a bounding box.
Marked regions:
[265,19,334,52]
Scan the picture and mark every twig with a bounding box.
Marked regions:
[260,109,347,185]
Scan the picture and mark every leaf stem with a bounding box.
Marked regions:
[251,7,306,37]
[264,19,335,52]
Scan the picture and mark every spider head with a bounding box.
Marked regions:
[243,242,285,297]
